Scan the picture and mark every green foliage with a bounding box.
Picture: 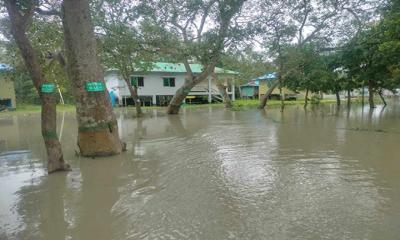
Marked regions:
[0,12,74,104]
[220,48,275,85]
[310,95,321,105]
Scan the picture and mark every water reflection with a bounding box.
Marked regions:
[0,104,400,239]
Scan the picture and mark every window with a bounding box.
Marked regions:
[163,77,175,87]
[131,76,144,87]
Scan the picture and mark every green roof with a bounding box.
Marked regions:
[139,62,238,75]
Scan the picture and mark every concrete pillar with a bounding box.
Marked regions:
[152,95,157,105]
[208,76,212,103]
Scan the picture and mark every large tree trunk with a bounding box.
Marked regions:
[216,83,233,108]
[368,80,375,108]
[258,80,280,109]
[62,0,123,156]
[6,0,70,173]
[335,91,341,106]
[123,77,142,116]
[304,88,309,108]
[166,80,198,114]
[167,63,216,114]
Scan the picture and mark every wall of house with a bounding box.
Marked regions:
[105,71,235,105]
[258,80,297,99]
[0,77,16,108]
[240,86,257,97]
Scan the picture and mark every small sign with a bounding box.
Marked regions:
[41,83,55,93]
[85,81,105,92]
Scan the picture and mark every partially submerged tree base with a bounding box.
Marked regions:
[217,83,233,108]
[62,0,124,156]
[48,157,71,173]
[77,121,122,157]
[6,0,70,174]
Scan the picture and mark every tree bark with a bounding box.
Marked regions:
[61,0,123,156]
[123,77,142,116]
[258,80,280,109]
[335,91,341,106]
[368,80,375,108]
[347,88,351,107]
[279,79,284,112]
[378,89,387,106]
[361,84,365,106]
[166,63,216,114]
[5,0,70,173]
[304,88,309,108]
[216,83,232,108]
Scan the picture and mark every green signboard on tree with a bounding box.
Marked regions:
[85,81,105,92]
[41,83,55,93]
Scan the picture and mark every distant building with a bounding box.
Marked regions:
[241,72,298,100]
[0,64,16,110]
[104,62,237,106]
[239,80,259,99]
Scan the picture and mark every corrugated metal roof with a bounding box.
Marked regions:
[140,62,238,74]
[240,80,259,87]
[254,72,277,81]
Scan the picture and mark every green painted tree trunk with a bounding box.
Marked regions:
[6,0,70,173]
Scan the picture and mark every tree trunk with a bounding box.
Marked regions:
[361,84,365,106]
[6,0,70,173]
[123,77,142,116]
[279,79,284,112]
[166,80,197,114]
[258,80,280,109]
[347,88,351,107]
[378,89,387,106]
[335,91,341,106]
[62,0,123,156]
[304,88,309,108]
[216,83,232,108]
[167,63,216,114]
[368,80,375,108]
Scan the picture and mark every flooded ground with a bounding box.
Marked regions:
[0,103,399,240]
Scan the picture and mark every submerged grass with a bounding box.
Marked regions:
[1,97,383,115]
[0,104,76,115]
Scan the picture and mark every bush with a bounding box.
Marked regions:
[310,94,321,105]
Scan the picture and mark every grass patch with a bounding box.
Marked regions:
[0,104,75,115]
[231,99,338,111]
[2,96,384,115]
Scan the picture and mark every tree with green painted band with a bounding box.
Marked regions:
[78,121,116,132]
[85,81,105,92]
[42,130,58,140]
[41,83,55,93]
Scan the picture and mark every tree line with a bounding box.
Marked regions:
[0,0,398,173]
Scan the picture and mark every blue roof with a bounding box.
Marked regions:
[241,72,277,87]
[254,72,277,81]
[0,64,13,72]
[240,80,259,87]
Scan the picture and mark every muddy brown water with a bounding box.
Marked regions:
[0,104,399,240]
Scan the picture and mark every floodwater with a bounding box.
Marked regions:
[0,103,399,240]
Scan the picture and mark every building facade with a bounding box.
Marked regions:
[104,62,237,106]
[0,64,16,110]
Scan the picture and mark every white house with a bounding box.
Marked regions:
[104,62,237,106]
